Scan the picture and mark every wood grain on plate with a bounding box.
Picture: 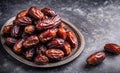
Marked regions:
[0,17,85,68]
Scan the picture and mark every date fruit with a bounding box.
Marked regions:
[13,39,24,54]
[62,42,71,56]
[57,27,66,40]
[86,52,106,65]
[11,25,20,37]
[66,31,76,47]
[36,45,47,55]
[38,28,57,43]
[28,7,43,20]
[13,16,32,25]
[3,25,12,35]
[25,48,35,60]
[46,49,64,60]
[5,37,17,46]
[104,43,120,54]
[41,7,56,17]
[23,35,39,48]
[16,10,28,18]
[47,38,64,48]
[36,15,61,31]
[24,25,35,34]
[34,55,49,65]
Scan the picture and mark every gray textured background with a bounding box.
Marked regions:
[0,0,120,73]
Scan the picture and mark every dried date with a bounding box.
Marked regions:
[66,31,76,47]
[28,7,43,20]
[25,48,35,60]
[5,37,17,46]
[104,43,120,54]
[57,27,66,40]
[86,52,106,65]
[36,45,47,55]
[38,28,57,43]
[24,25,35,34]
[16,10,28,18]
[34,55,49,65]
[23,35,39,48]
[36,15,61,31]
[46,49,64,60]
[41,7,56,17]
[47,38,64,48]
[3,25,12,35]
[62,42,71,56]
[13,39,24,54]
[13,16,32,25]
[11,25,20,37]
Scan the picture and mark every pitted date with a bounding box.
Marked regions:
[11,25,20,37]
[86,52,106,65]
[13,16,32,25]
[28,7,43,20]
[104,43,120,54]
[62,42,71,56]
[13,39,24,54]
[16,10,28,18]
[3,25,12,35]
[41,7,56,17]
[23,35,39,48]
[24,25,35,34]
[25,48,35,60]
[46,49,64,60]
[36,15,61,31]
[34,55,49,65]
[47,38,64,48]
[57,27,66,40]
[38,28,57,43]
[36,45,46,55]
[66,31,76,47]
[5,37,17,46]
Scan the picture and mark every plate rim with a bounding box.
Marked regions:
[0,17,85,68]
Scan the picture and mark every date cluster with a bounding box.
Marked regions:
[3,7,77,65]
[86,43,120,65]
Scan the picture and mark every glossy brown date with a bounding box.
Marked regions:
[104,43,120,54]
[24,25,35,34]
[41,7,56,17]
[25,48,35,60]
[16,10,28,18]
[3,25,12,35]
[36,45,47,55]
[13,39,24,54]
[5,37,17,46]
[23,35,39,48]
[62,42,71,56]
[47,38,64,48]
[38,28,57,43]
[36,15,61,31]
[57,27,66,40]
[28,7,43,20]
[46,49,64,60]
[86,52,106,65]
[34,55,49,65]
[66,31,76,47]
[11,25,20,37]
[13,16,32,25]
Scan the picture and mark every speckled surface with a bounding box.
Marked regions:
[0,0,120,73]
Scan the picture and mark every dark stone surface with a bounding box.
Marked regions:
[0,0,120,73]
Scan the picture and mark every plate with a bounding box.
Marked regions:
[0,17,85,68]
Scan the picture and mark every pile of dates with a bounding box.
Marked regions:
[3,7,77,65]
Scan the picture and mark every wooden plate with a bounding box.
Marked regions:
[0,17,85,68]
